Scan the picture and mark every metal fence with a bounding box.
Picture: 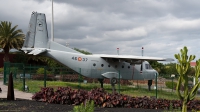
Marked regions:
[3,62,177,99]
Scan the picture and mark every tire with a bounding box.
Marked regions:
[111,78,117,85]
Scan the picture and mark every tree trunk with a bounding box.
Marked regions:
[3,53,9,62]
[3,47,10,62]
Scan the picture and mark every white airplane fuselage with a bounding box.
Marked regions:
[42,48,157,80]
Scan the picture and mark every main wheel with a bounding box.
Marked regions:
[111,78,117,85]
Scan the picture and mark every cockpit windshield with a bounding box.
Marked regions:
[145,64,153,69]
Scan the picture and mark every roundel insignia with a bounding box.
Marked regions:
[78,57,82,61]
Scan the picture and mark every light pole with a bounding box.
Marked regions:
[171,74,175,93]
[142,47,144,56]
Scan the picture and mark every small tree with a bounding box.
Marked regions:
[174,46,200,112]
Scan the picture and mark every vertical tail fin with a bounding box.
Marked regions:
[23,12,49,49]
[22,12,81,54]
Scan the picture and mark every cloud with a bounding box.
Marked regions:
[1,0,200,61]
[103,27,147,41]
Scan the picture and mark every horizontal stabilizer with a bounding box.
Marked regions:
[28,49,47,55]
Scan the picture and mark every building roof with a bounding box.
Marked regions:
[190,62,196,67]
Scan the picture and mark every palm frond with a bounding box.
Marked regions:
[0,21,25,61]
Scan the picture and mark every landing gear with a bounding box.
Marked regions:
[148,80,152,91]
[110,77,117,93]
[98,79,104,88]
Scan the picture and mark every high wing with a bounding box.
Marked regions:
[94,54,174,64]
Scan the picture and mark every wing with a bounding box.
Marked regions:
[94,54,174,64]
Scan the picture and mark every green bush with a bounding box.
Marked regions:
[165,81,177,90]
[73,100,94,112]
[36,68,52,75]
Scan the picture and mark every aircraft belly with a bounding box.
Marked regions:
[118,70,132,80]
[133,71,144,80]
[142,70,156,80]
[90,69,104,78]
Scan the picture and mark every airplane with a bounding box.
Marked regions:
[21,12,174,90]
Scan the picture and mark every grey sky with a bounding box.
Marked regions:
[1,0,200,62]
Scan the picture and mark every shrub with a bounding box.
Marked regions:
[165,81,177,90]
[36,68,52,75]
[32,87,200,111]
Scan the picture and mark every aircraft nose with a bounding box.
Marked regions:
[152,69,159,77]
[155,71,159,76]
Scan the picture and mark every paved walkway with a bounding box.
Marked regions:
[0,80,33,100]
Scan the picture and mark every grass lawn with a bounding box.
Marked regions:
[13,80,181,100]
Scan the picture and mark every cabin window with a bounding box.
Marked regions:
[128,66,130,69]
[101,64,104,67]
[93,63,96,66]
[122,65,124,68]
[108,65,110,67]
[145,64,153,69]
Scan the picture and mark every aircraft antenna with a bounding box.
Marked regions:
[117,48,119,55]
[142,47,144,56]
[51,0,54,41]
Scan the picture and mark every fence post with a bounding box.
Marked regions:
[23,64,25,91]
[30,64,31,78]
[155,73,158,99]
[44,66,47,87]
[3,62,10,85]
[78,68,81,89]
[14,67,16,79]
[118,70,120,94]
[3,62,5,84]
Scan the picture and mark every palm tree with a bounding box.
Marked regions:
[0,21,24,62]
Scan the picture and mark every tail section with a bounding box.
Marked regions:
[23,12,49,49]
[22,12,81,55]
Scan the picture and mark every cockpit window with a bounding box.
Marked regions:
[145,64,153,69]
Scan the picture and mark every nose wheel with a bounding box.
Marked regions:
[148,80,152,91]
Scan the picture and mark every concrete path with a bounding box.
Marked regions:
[0,80,33,100]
